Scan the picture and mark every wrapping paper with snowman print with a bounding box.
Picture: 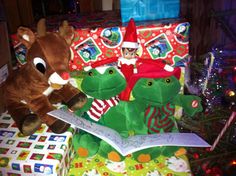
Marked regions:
[0,112,75,176]
[68,154,191,176]
[10,11,189,70]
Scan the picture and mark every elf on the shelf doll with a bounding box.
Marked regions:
[85,18,139,101]
[118,18,139,81]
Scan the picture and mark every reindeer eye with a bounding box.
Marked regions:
[33,57,46,74]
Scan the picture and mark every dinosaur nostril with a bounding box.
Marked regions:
[61,72,70,80]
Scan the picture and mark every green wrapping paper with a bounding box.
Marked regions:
[68,154,191,176]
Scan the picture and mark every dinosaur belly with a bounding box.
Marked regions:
[144,103,175,134]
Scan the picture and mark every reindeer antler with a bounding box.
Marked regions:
[59,20,74,45]
[37,18,46,37]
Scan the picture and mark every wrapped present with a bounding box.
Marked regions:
[68,154,192,176]
[0,112,75,176]
[10,12,189,71]
[68,19,189,70]
[120,0,180,23]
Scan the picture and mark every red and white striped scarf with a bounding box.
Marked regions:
[87,96,119,121]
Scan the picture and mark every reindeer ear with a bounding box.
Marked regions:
[59,20,74,45]
[17,27,36,49]
[37,18,46,37]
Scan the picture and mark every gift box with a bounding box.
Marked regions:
[69,19,189,70]
[68,153,191,176]
[120,0,180,23]
[10,11,189,71]
[0,112,75,176]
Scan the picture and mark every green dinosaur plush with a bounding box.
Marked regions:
[98,61,203,163]
[128,61,203,162]
[73,64,127,158]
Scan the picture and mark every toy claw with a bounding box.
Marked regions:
[191,100,199,108]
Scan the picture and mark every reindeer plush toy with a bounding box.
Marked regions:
[4,19,87,136]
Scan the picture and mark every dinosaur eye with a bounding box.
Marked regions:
[33,57,46,74]
[109,69,114,74]
[165,78,171,83]
[88,71,93,76]
[147,80,153,86]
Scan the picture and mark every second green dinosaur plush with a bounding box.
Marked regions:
[97,61,203,163]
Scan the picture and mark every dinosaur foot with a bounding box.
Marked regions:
[108,151,122,162]
[174,148,187,157]
[137,154,151,163]
[73,134,99,158]
[77,147,89,157]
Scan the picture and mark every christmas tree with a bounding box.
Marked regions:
[178,48,236,175]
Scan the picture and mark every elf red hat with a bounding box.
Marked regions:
[122,18,139,49]
[128,60,181,89]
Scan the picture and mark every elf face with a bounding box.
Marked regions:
[122,48,137,59]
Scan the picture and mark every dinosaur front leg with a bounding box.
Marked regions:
[173,94,203,117]
[126,107,148,135]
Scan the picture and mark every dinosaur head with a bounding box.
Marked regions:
[129,61,181,106]
[81,66,126,100]
[132,76,181,106]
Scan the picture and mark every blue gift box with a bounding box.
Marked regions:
[120,0,180,23]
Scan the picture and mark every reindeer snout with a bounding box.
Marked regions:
[48,72,69,87]
[61,72,70,80]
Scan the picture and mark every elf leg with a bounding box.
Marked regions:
[118,85,132,101]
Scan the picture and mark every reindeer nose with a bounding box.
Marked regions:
[61,72,70,80]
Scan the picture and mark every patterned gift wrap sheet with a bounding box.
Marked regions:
[10,11,190,71]
[0,112,75,176]
[68,153,191,176]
